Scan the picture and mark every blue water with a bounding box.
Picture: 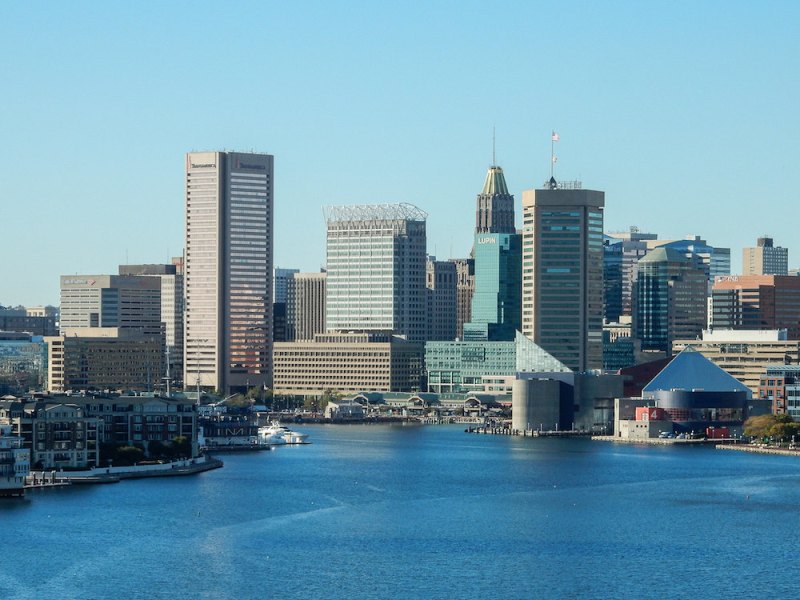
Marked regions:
[1,424,797,599]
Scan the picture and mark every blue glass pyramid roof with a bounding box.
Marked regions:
[642,346,751,397]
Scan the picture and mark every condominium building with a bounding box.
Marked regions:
[324,204,427,342]
[273,332,423,396]
[743,237,788,276]
[521,179,605,371]
[633,248,707,354]
[119,262,184,385]
[184,151,274,393]
[711,275,800,339]
[426,257,457,341]
[286,272,327,341]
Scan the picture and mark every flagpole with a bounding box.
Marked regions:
[550,133,554,179]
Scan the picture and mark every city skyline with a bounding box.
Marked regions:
[2,2,799,306]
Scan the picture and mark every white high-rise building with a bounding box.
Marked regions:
[184,151,274,393]
[324,204,427,342]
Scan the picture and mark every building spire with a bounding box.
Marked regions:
[492,125,496,167]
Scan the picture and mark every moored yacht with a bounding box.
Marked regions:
[257,421,309,445]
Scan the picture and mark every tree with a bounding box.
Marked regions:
[743,414,800,443]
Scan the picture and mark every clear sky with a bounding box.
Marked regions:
[2,1,798,306]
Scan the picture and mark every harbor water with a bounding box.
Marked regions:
[1,424,797,599]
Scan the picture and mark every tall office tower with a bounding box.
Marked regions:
[184,151,274,393]
[273,267,300,303]
[119,262,185,385]
[633,248,707,354]
[325,204,427,342]
[604,227,658,320]
[650,236,730,282]
[475,165,515,234]
[286,271,327,341]
[60,275,162,336]
[272,268,299,343]
[743,237,788,276]
[426,257,457,341]
[521,179,604,371]
[450,258,475,340]
[711,275,800,339]
[465,232,522,341]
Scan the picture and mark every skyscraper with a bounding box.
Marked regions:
[521,179,605,371]
[425,257,457,341]
[475,165,515,234]
[450,258,475,340]
[286,271,327,341]
[633,247,707,354]
[743,237,788,276]
[324,203,427,342]
[184,151,274,393]
[119,261,185,386]
[463,165,521,342]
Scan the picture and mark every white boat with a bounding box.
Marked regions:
[257,421,309,445]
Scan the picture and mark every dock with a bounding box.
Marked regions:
[466,425,594,437]
[715,444,800,457]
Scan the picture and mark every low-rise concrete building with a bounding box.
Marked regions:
[672,329,800,396]
[273,332,423,397]
[512,372,623,433]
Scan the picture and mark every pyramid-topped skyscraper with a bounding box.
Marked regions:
[475,165,515,234]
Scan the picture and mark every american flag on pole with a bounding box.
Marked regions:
[552,131,560,142]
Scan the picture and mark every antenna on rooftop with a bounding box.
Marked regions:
[492,125,496,167]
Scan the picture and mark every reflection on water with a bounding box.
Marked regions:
[2,424,798,599]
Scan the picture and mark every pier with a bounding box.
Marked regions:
[466,425,595,437]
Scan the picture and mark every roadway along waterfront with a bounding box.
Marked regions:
[2,424,798,599]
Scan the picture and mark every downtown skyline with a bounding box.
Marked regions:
[2,1,799,306]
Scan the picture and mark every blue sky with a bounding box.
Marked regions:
[2,1,798,306]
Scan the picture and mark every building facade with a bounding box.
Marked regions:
[286,272,327,341]
[711,275,800,339]
[672,330,800,396]
[475,165,515,235]
[521,180,605,371]
[119,262,185,385]
[451,258,475,340]
[184,151,274,393]
[46,328,164,393]
[0,334,46,395]
[633,247,707,355]
[743,237,788,276]
[426,257,457,341]
[60,275,162,337]
[425,332,570,394]
[603,227,657,321]
[273,332,423,397]
[324,204,427,342]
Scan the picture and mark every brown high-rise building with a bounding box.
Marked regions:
[450,258,475,340]
[711,275,800,339]
[184,151,274,393]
